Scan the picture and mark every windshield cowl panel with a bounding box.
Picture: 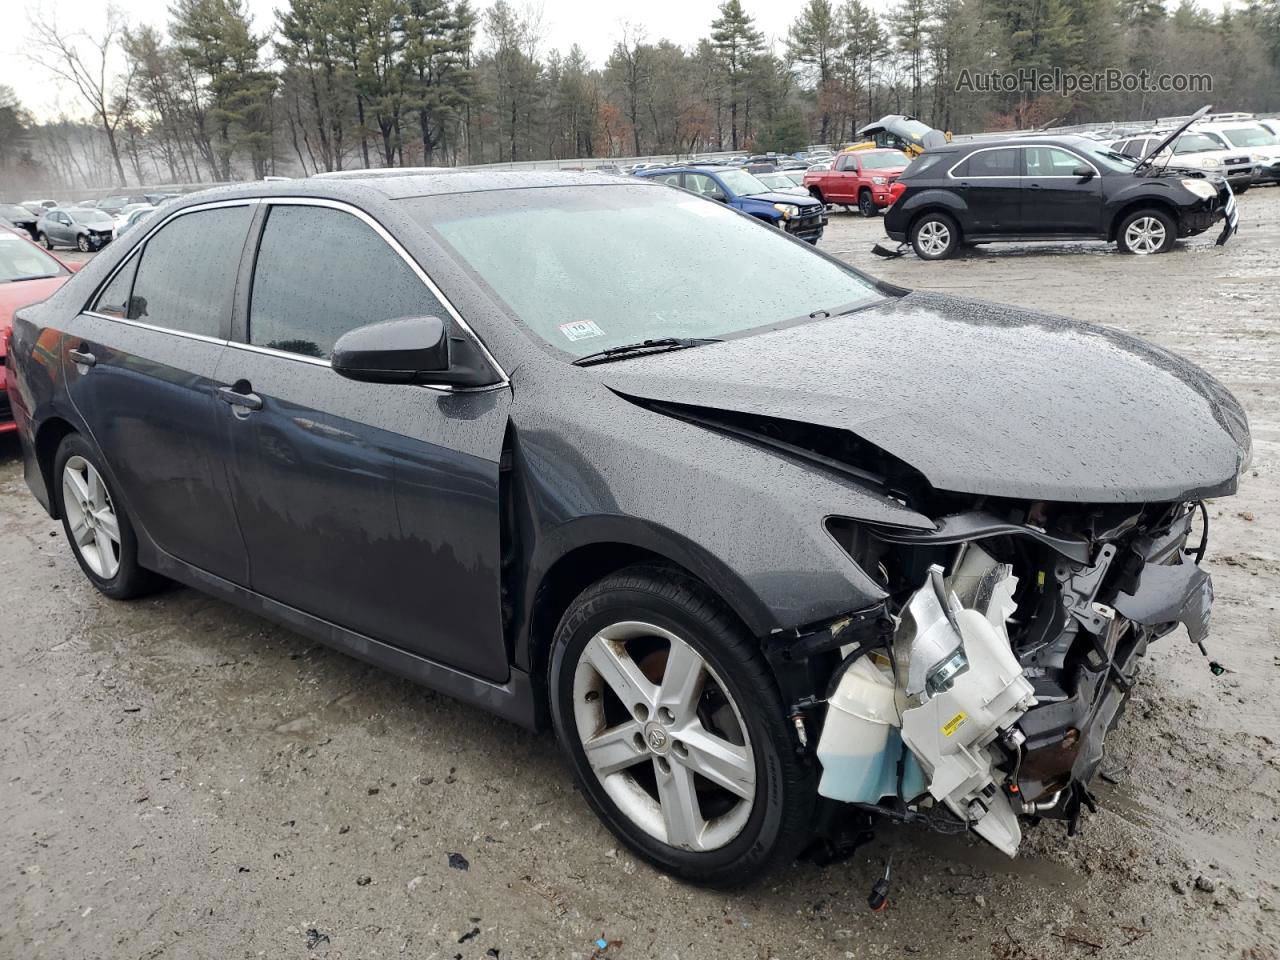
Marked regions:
[403,184,884,361]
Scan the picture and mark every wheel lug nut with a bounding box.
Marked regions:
[658,707,674,725]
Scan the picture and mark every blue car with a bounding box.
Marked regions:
[634,165,827,243]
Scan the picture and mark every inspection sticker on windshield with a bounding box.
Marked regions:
[559,320,605,342]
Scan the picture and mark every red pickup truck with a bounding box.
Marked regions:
[803,148,910,217]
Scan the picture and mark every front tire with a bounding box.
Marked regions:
[39,232,53,249]
[1116,208,1176,255]
[53,434,159,600]
[910,211,960,260]
[858,189,877,218]
[77,234,91,252]
[548,565,814,886]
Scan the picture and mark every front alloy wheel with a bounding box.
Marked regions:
[858,189,877,218]
[572,620,756,851]
[1117,208,1176,255]
[549,565,814,886]
[77,234,91,252]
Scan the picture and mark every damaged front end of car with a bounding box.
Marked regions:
[777,497,1215,859]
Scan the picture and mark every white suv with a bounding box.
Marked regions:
[1196,121,1280,185]
[1110,131,1257,193]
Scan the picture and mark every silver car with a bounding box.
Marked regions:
[36,206,116,252]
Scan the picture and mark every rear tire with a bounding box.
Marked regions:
[53,434,160,600]
[1233,182,1250,195]
[548,564,814,887]
[1116,208,1176,255]
[910,211,960,260]
[39,232,52,249]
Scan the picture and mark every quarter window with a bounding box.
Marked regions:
[128,206,252,337]
[248,204,448,361]
[93,256,140,319]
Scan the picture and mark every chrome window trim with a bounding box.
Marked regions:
[1020,146,1102,179]
[252,196,509,390]
[82,197,262,320]
[80,194,510,394]
[946,146,1022,179]
[81,310,230,346]
[946,144,1100,180]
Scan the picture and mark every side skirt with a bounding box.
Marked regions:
[141,542,540,731]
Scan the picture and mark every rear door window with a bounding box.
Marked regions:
[967,148,1022,176]
[128,205,252,337]
[247,204,449,361]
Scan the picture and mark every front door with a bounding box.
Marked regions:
[950,147,1023,234]
[216,200,511,680]
[828,153,860,203]
[1022,146,1103,234]
[62,203,254,583]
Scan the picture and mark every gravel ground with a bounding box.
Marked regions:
[3,191,1279,960]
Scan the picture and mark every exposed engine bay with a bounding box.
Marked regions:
[793,499,1213,858]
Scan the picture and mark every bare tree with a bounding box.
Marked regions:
[27,5,137,186]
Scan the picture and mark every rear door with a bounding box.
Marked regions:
[948,147,1023,234]
[215,199,511,679]
[63,202,254,582]
[1022,145,1103,235]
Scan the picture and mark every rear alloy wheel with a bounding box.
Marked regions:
[1117,208,1176,255]
[54,434,159,600]
[858,189,877,218]
[910,212,960,260]
[549,565,814,886]
[39,232,52,250]
[77,234,91,252]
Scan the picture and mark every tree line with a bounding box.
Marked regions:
[2,0,1279,192]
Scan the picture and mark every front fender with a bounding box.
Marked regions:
[508,359,931,652]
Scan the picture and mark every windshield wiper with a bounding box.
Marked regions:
[572,337,720,367]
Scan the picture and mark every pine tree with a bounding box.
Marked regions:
[710,0,766,149]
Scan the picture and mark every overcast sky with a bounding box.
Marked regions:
[2,0,828,121]
[3,0,1233,122]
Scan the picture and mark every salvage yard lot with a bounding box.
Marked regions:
[2,190,1278,960]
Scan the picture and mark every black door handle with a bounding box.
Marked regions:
[217,383,264,411]
[69,346,96,367]
[1028,183,1042,190]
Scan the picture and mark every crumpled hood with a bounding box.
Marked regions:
[598,292,1251,503]
[742,190,823,209]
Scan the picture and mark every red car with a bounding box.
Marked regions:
[803,148,910,217]
[1,226,75,434]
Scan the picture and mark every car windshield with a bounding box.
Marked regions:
[715,168,771,196]
[0,231,64,282]
[70,208,114,224]
[1220,126,1277,147]
[860,151,908,169]
[757,174,794,190]
[407,184,882,359]
[1173,133,1223,154]
[1079,142,1139,171]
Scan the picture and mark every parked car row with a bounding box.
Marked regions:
[633,164,828,243]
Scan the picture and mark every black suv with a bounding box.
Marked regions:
[883,132,1237,259]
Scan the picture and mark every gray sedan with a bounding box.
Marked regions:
[36,207,116,252]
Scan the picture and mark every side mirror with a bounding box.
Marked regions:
[332,316,494,387]
[710,191,728,202]
[1073,166,1095,180]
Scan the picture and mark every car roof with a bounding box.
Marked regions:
[288,169,630,198]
